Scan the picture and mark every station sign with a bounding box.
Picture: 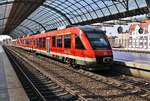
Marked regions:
[138,27,143,34]
[117,26,123,34]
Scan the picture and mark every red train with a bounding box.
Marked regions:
[14,26,113,70]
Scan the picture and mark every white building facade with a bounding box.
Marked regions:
[129,21,150,49]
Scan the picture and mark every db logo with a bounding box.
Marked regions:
[104,52,108,55]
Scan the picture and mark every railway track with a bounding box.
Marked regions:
[6,46,150,101]
[33,52,150,99]
[5,48,47,101]
[4,47,88,101]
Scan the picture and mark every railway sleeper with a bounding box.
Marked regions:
[43,95,60,100]
[56,92,69,96]
[48,85,60,89]
[51,89,64,93]
[32,81,54,85]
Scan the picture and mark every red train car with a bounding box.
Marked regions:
[15,26,113,70]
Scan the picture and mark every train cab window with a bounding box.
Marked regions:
[52,36,56,47]
[85,31,111,50]
[64,34,71,48]
[57,36,62,48]
[75,35,85,49]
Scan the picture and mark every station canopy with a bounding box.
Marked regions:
[0,0,150,38]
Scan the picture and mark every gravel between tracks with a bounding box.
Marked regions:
[9,46,150,101]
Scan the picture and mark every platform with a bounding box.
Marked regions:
[113,50,150,65]
[113,50,150,79]
[0,46,29,101]
[113,48,150,53]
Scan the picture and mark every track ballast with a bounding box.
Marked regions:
[5,46,150,101]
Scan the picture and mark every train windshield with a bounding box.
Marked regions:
[86,31,111,50]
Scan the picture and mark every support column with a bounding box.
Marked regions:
[146,0,150,12]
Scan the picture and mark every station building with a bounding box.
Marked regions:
[107,32,129,48]
[129,20,150,49]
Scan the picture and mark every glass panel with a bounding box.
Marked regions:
[64,34,71,48]
[85,31,111,50]
[12,0,149,37]
[109,5,118,14]
[102,8,110,16]
[116,3,126,12]
[57,36,62,48]
[128,0,138,10]
[75,35,85,49]
[136,0,147,7]
[52,36,56,47]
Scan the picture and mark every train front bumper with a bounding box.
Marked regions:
[81,56,113,70]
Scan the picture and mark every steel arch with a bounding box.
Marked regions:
[42,4,72,25]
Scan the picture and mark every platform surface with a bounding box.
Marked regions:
[113,50,150,65]
[0,46,29,101]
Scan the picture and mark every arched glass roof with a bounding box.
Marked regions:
[1,0,149,38]
[0,0,14,35]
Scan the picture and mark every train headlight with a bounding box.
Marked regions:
[103,57,112,63]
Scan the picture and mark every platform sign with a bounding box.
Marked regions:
[117,26,123,34]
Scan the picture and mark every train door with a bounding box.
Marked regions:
[46,37,50,52]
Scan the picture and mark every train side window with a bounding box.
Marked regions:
[36,39,39,48]
[33,39,36,46]
[57,36,62,48]
[39,38,42,48]
[64,34,71,48]
[75,35,85,49]
[26,40,30,45]
[42,38,46,48]
[52,36,56,47]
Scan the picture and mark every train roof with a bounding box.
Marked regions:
[79,25,105,33]
[17,25,105,40]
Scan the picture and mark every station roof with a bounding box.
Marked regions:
[0,0,150,38]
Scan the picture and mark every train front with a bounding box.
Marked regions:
[81,26,113,70]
